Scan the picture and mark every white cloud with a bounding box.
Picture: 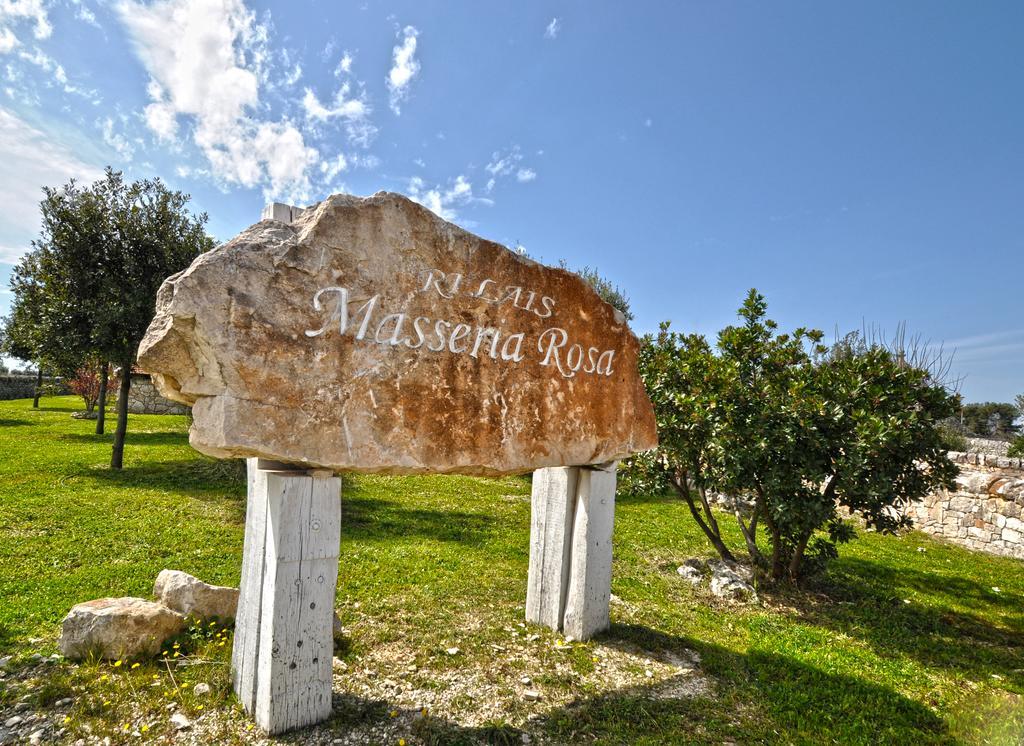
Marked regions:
[0,107,102,264]
[144,99,178,142]
[14,45,92,97]
[485,145,537,191]
[100,116,134,160]
[319,153,347,182]
[0,27,17,53]
[337,51,352,75]
[0,0,52,52]
[302,82,366,122]
[283,62,301,86]
[544,17,560,39]
[387,25,419,115]
[72,1,101,28]
[0,244,25,263]
[406,174,478,221]
[116,0,316,201]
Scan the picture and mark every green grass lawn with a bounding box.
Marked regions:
[1,396,1023,744]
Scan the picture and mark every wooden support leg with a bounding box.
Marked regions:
[562,463,617,640]
[526,463,617,640]
[526,467,578,630]
[231,459,341,734]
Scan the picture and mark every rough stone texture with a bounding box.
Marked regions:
[707,559,757,602]
[58,598,185,661]
[126,373,190,416]
[137,192,657,476]
[906,452,1024,560]
[964,437,1011,457]
[153,570,239,620]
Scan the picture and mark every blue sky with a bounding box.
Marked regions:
[0,1,1021,401]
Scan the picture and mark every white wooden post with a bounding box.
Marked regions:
[526,467,578,630]
[231,458,342,734]
[562,463,617,640]
[526,462,617,640]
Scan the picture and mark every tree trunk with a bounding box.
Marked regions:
[736,504,766,567]
[32,366,42,408]
[670,476,737,563]
[788,531,812,582]
[95,361,108,435]
[110,367,131,469]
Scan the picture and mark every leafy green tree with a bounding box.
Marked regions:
[559,261,634,322]
[96,171,213,467]
[624,290,960,582]
[1009,394,1024,457]
[957,402,1020,439]
[6,169,212,467]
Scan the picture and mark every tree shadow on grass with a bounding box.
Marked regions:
[0,621,17,655]
[545,623,951,745]
[60,430,189,447]
[0,418,30,426]
[797,558,1024,689]
[341,494,497,548]
[297,621,951,745]
[83,458,247,520]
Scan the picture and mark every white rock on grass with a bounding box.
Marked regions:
[169,712,192,731]
[58,598,185,661]
[676,559,705,585]
[193,682,211,696]
[154,570,239,621]
[707,560,757,602]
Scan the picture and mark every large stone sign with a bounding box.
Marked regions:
[138,192,657,474]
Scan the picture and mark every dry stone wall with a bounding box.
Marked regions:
[126,374,189,416]
[906,452,1024,559]
[965,437,1011,457]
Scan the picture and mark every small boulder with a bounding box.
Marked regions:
[59,598,185,661]
[707,561,757,602]
[676,564,703,585]
[193,682,211,697]
[154,570,239,621]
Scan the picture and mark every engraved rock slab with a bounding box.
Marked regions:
[138,192,657,475]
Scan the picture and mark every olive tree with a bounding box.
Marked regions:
[6,169,212,467]
[624,290,960,581]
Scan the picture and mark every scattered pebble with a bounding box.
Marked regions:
[523,689,541,702]
[5,716,24,728]
[445,647,460,656]
[193,682,211,696]
[519,676,532,686]
[170,712,192,731]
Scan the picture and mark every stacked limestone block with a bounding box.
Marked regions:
[907,452,1024,559]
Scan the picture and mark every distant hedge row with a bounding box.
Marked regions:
[0,374,68,401]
